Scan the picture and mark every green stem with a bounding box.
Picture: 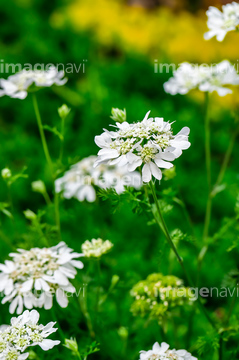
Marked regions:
[59,117,65,163]
[32,93,61,239]
[214,126,239,189]
[95,259,101,312]
[198,125,239,272]
[219,336,223,360]
[50,307,65,342]
[76,284,95,338]
[203,92,212,242]
[32,94,53,178]
[149,181,216,330]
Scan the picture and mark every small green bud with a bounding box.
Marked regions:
[31,180,46,194]
[64,338,79,353]
[1,168,12,179]
[111,274,120,287]
[118,326,128,340]
[58,104,71,119]
[110,108,126,123]
[24,209,37,220]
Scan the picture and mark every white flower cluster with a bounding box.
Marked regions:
[81,238,113,258]
[0,310,60,360]
[139,342,197,360]
[0,66,67,99]
[55,155,142,202]
[204,2,239,42]
[94,111,190,183]
[0,242,84,314]
[164,60,239,97]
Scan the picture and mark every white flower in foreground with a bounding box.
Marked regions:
[0,310,60,359]
[164,60,239,96]
[0,66,67,99]
[82,238,113,258]
[139,342,197,360]
[0,242,84,314]
[204,2,239,42]
[94,111,190,183]
[55,155,142,202]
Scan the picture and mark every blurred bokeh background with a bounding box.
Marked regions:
[0,0,239,359]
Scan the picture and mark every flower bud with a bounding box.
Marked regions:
[24,209,37,220]
[31,180,46,194]
[1,168,12,179]
[118,326,128,340]
[64,338,79,353]
[110,108,126,123]
[58,104,71,119]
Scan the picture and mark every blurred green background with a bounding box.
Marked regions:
[0,0,239,359]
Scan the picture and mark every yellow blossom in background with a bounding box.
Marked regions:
[50,0,239,63]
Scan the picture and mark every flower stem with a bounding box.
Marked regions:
[95,259,101,312]
[203,92,212,242]
[50,306,65,342]
[32,93,61,239]
[32,94,54,178]
[149,181,216,330]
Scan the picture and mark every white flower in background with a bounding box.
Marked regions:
[0,66,67,99]
[55,155,142,202]
[0,242,84,314]
[94,111,190,183]
[81,238,113,258]
[139,342,197,360]
[1,168,12,179]
[204,2,239,42]
[0,310,60,360]
[164,60,239,96]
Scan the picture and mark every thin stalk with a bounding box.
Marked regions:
[219,336,223,360]
[214,126,239,189]
[203,92,212,242]
[59,116,65,163]
[95,259,101,312]
[50,306,65,342]
[32,94,53,178]
[149,181,216,330]
[198,125,239,270]
[32,94,61,238]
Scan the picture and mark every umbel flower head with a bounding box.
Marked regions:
[0,242,84,314]
[130,273,194,323]
[0,66,67,99]
[55,155,142,202]
[204,2,239,42]
[94,111,190,183]
[81,238,113,258]
[0,309,60,360]
[164,60,239,97]
[139,342,197,360]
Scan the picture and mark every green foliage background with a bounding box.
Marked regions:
[0,1,239,359]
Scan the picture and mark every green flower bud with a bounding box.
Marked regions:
[58,104,71,119]
[24,209,37,220]
[118,326,128,340]
[110,108,126,123]
[31,180,46,194]
[1,168,12,179]
[64,338,79,353]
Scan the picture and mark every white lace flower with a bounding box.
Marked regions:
[81,238,113,258]
[0,67,67,99]
[0,242,84,314]
[204,2,239,42]
[139,342,197,360]
[0,310,60,360]
[164,61,239,96]
[55,155,142,202]
[94,111,190,183]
